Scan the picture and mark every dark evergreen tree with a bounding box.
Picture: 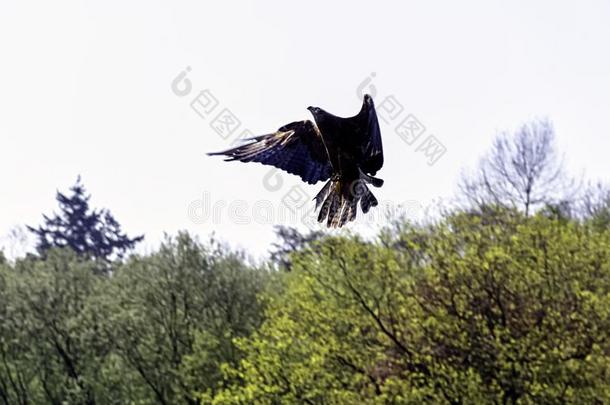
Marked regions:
[270,226,324,270]
[27,177,143,263]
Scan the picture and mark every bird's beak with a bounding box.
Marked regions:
[307,106,313,112]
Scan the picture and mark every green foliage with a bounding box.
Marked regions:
[0,249,104,404]
[103,233,268,403]
[0,233,267,404]
[217,211,610,404]
[3,209,610,403]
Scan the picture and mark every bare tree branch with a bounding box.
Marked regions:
[459,119,578,215]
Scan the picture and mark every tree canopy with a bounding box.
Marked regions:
[2,210,610,404]
[2,121,610,403]
[213,211,610,404]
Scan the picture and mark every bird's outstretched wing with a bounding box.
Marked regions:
[361,96,384,174]
[208,120,332,184]
[323,95,383,175]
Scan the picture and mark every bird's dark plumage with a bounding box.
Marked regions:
[208,120,332,185]
[208,94,384,228]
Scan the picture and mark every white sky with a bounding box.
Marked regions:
[1,0,610,259]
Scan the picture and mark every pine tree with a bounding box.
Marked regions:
[27,177,143,264]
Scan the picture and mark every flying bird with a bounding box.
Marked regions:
[208,94,384,228]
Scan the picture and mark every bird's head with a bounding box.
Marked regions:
[307,106,327,122]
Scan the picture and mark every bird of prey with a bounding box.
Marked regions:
[208,94,384,228]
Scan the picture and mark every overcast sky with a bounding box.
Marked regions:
[2,0,609,259]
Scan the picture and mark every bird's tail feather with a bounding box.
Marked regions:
[314,174,379,228]
[358,168,384,188]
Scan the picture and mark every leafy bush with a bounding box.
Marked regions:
[217,211,610,404]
